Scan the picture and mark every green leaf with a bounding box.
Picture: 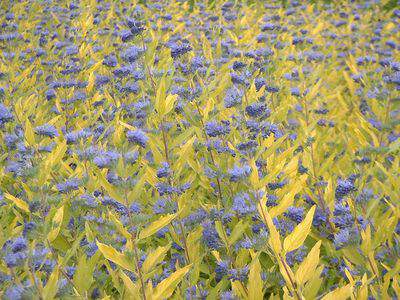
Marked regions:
[97,170,125,204]
[295,240,321,285]
[257,201,281,254]
[139,214,176,240]
[25,119,35,145]
[73,253,100,294]
[96,241,135,272]
[247,257,263,300]
[321,284,352,300]
[283,205,316,252]
[153,264,192,299]
[228,220,246,246]
[164,94,178,116]
[120,271,141,300]
[109,212,131,240]
[47,205,65,242]
[142,244,171,274]
[4,193,30,213]
[43,266,59,299]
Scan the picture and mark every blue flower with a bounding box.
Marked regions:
[332,204,354,229]
[4,285,25,300]
[103,54,118,67]
[122,46,143,63]
[334,228,351,250]
[0,103,13,125]
[202,221,221,250]
[205,121,230,137]
[126,129,148,147]
[335,179,356,200]
[153,198,177,214]
[126,18,145,35]
[228,266,249,282]
[313,208,327,227]
[284,206,304,224]
[35,124,59,138]
[246,102,270,118]
[56,178,81,193]
[120,29,133,42]
[224,88,243,108]
[220,291,237,300]
[171,43,192,58]
[231,193,255,216]
[228,164,251,182]
[157,162,171,178]
[45,89,56,100]
[215,260,229,281]
[5,252,26,268]
[11,237,27,253]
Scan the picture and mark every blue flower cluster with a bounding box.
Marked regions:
[0,0,399,299]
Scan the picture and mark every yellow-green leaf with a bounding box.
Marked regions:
[109,212,131,240]
[321,284,353,300]
[25,119,35,145]
[295,240,321,285]
[87,72,95,93]
[142,244,171,274]
[283,205,316,252]
[43,265,59,300]
[96,241,135,272]
[97,171,125,204]
[164,94,178,116]
[248,257,263,300]
[4,193,30,213]
[48,205,65,242]
[228,220,247,246]
[257,200,281,254]
[139,214,176,240]
[153,264,192,300]
[73,254,98,294]
[120,271,141,300]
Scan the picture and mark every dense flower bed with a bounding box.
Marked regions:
[0,0,399,299]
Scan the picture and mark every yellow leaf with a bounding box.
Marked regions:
[228,220,247,246]
[321,284,353,300]
[249,159,260,188]
[4,193,30,213]
[257,200,281,254]
[120,271,141,300]
[295,240,321,285]
[164,94,178,116]
[269,176,306,217]
[155,77,167,115]
[343,71,355,95]
[201,34,212,61]
[96,241,135,272]
[232,280,248,299]
[153,264,192,300]
[142,244,171,274]
[312,21,324,35]
[43,266,59,300]
[25,119,35,145]
[303,265,324,299]
[109,212,131,240]
[139,214,176,240]
[97,171,125,204]
[248,257,263,300]
[48,141,67,167]
[87,72,95,93]
[283,206,316,252]
[47,205,65,242]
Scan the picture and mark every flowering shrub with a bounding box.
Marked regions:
[0,0,399,299]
